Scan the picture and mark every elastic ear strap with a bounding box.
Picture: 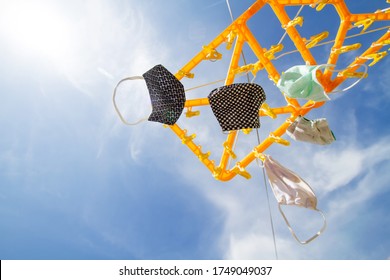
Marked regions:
[326,63,368,94]
[112,76,149,126]
[278,204,327,245]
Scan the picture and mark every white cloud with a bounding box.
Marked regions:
[310,137,390,195]
[327,148,390,218]
[227,233,280,259]
[310,148,364,193]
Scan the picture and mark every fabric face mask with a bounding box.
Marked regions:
[263,155,327,244]
[113,64,186,126]
[208,83,266,132]
[143,64,186,125]
[276,64,331,102]
[286,116,336,145]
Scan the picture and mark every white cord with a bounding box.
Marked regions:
[277,5,305,45]
[226,0,251,83]
[256,129,279,260]
[327,63,369,93]
[112,76,150,126]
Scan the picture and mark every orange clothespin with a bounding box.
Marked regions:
[185,107,200,118]
[178,70,194,79]
[304,31,329,49]
[372,39,390,47]
[223,141,237,159]
[181,130,196,144]
[331,43,361,55]
[310,0,329,11]
[362,51,388,66]
[251,60,264,76]
[203,46,222,61]
[282,16,304,29]
[242,128,252,135]
[353,18,374,33]
[261,103,277,119]
[264,44,284,60]
[232,163,251,179]
[253,149,266,162]
[234,64,254,75]
[269,133,290,146]
[196,146,210,161]
[337,70,368,79]
[226,29,238,50]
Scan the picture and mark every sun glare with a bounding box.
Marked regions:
[1,1,74,65]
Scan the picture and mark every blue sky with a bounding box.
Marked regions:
[0,0,389,260]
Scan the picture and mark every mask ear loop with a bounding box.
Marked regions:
[326,63,368,94]
[278,204,327,245]
[112,76,150,126]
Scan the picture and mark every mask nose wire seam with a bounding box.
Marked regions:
[113,76,150,126]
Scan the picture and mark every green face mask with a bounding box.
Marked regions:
[276,64,331,102]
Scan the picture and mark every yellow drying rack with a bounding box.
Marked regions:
[164,0,390,181]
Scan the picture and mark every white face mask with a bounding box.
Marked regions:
[263,155,327,244]
[287,116,336,145]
